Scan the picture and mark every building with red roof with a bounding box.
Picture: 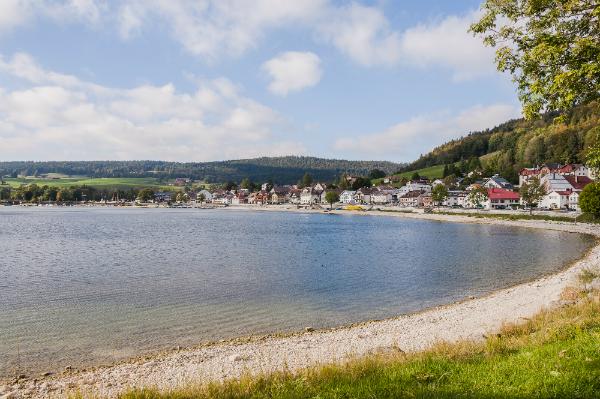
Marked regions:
[485,188,520,210]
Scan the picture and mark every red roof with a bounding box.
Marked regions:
[558,164,583,174]
[519,168,541,176]
[564,175,593,190]
[487,188,520,200]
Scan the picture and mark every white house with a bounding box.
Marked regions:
[195,189,213,202]
[540,190,571,210]
[443,190,467,207]
[340,190,356,204]
[354,187,372,204]
[569,191,581,211]
[540,173,574,192]
[300,187,322,204]
[483,174,514,190]
[399,181,431,195]
[371,191,392,204]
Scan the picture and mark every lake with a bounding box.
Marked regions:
[0,207,594,378]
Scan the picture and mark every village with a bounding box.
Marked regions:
[148,163,597,213]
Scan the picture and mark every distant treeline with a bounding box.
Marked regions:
[0,157,404,184]
[397,102,600,182]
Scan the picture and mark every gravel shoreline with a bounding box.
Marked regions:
[2,209,599,399]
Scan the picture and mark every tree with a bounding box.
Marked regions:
[368,169,386,180]
[325,191,340,210]
[137,188,155,203]
[302,172,313,188]
[471,1,600,119]
[587,142,600,177]
[579,182,600,218]
[411,172,421,181]
[468,186,488,209]
[240,177,253,190]
[198,193,206,204]
[351,177,372,190]
[520,177,547,214]
[431,184,449,208]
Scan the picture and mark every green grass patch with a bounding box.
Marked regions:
[2,177,178,191]
[121,288,600,399]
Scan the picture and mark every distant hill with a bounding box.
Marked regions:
[395,101,600,182]
[0,157,404,185]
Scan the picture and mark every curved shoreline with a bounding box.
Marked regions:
[3,210,600,399]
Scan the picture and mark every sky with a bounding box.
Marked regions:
[0,0,522,163]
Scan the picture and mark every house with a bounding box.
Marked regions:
[519,168,541,186]
[398,190,423,207]
[483,174,514,190]
[288,189,302,204]
[558,164,589,178]
[569,191,581,211]
[300,187,322,204]
[443,190,468,207]
[196,189,213,202]
[231,192,248,205]
[540,190,571,210]
[354,187,372,204]
[340,190,356,204]
[212,193,233,205]
[432,179,445,187]
[540,173,574,193]
[485,188,520,210]
[248,191,269,205]
[153,191,172,203]
[398,180,431,195]
[371,189,394,204]
[563,175,593,191]
[270,186,291,204]
[420,194,433,208]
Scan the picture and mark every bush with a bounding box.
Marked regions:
[579,182,600,218]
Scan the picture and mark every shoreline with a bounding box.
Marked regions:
[3,209,600,399]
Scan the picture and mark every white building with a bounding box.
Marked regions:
[540,190,571,210]
[340,190,356,204]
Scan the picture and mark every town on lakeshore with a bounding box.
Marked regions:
[1,162,596,214]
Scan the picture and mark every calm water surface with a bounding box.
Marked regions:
[0,207,595,378]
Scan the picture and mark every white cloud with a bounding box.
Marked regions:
[0,0,105,33]
[317,3,402,67]
[0,2,497,80]
[400,10,496,80]
[262,51,322,96]
[0,53,305,161]
[117,0,326,59]
[333,103,521,161]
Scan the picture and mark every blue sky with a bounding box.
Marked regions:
[0,0,521,162]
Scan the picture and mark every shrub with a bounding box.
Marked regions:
[579,182,600,218]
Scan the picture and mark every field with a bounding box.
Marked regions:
[372,164,446,185]
[124,284,600,399]
[2,177,180,191]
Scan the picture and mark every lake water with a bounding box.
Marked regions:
[0,207,595,378]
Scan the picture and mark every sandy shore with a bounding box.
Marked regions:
[2,209,599,399]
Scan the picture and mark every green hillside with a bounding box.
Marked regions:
[0,157,404,185]
[395,101,600,182]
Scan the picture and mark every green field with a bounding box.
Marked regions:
[373,164,446,185]
[2,177,180,191]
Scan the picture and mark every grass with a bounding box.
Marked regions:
[2,177,178,191]
[434,210,600,224]
[120,286,600,399]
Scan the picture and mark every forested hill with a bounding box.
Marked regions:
[397,101,600,182]
[0,157,404,184]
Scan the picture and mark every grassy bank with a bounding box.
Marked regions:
[122,286,600,399]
